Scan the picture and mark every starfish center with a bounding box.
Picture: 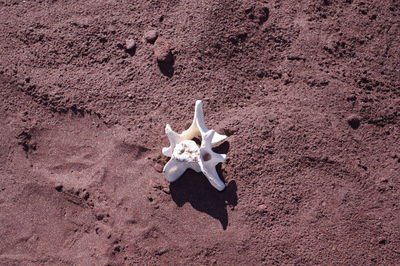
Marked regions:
[172,140,200,162]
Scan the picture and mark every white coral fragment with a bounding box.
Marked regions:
[162,100,227,191]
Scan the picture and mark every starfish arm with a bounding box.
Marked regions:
[194,100,208,135]
[199,160,225,191]
[201,129,214,148]
[163,159,189,182]
[180,123,199,141]
[195,102,227,145]
[162,124,181,157]
[162,147,172,157]
[180,100,204,140]
[210,132,227,146]
[211,152,226,164]
[187,162,202,173]
[200,131,226,163]
[200,150,226,166]
[180,101,227,145]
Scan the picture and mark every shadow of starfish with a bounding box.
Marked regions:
[169,172,237,230]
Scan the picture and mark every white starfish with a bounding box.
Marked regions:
[162,100,227,191]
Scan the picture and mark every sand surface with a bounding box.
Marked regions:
[1,0,399,265]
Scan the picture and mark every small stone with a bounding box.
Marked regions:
[96,214,105,221]
[144,30,158,43]
[257,204,267,213]
[55,184,63,192]
[378,237,387,245]
[155,248,169,256]
[153,162,163,173]
[162,187,170,194]
[125,39,136,51]
[379,177,389,183]
[154,38,173,64]
[347,114,361,129]
[17,79,25,86]
[126,219,137,224]
[346,95,357,102]
[82,191,90,200]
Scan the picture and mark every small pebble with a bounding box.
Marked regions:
[17,79,25,86]
[154,38,173,64]
[153,163,163,173]
[257,204,267,213]
[378,237,387,245]
[379,177,389,183]
[162,187,170,194]
[82,191,90,200]
[347,114,361,129]
[125,39,136,51]
[55,184,63,192]
[144,30,158,43]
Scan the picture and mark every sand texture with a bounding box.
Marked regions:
[0,0,399,265]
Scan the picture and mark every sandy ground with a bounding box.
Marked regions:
[1,0,399,265]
